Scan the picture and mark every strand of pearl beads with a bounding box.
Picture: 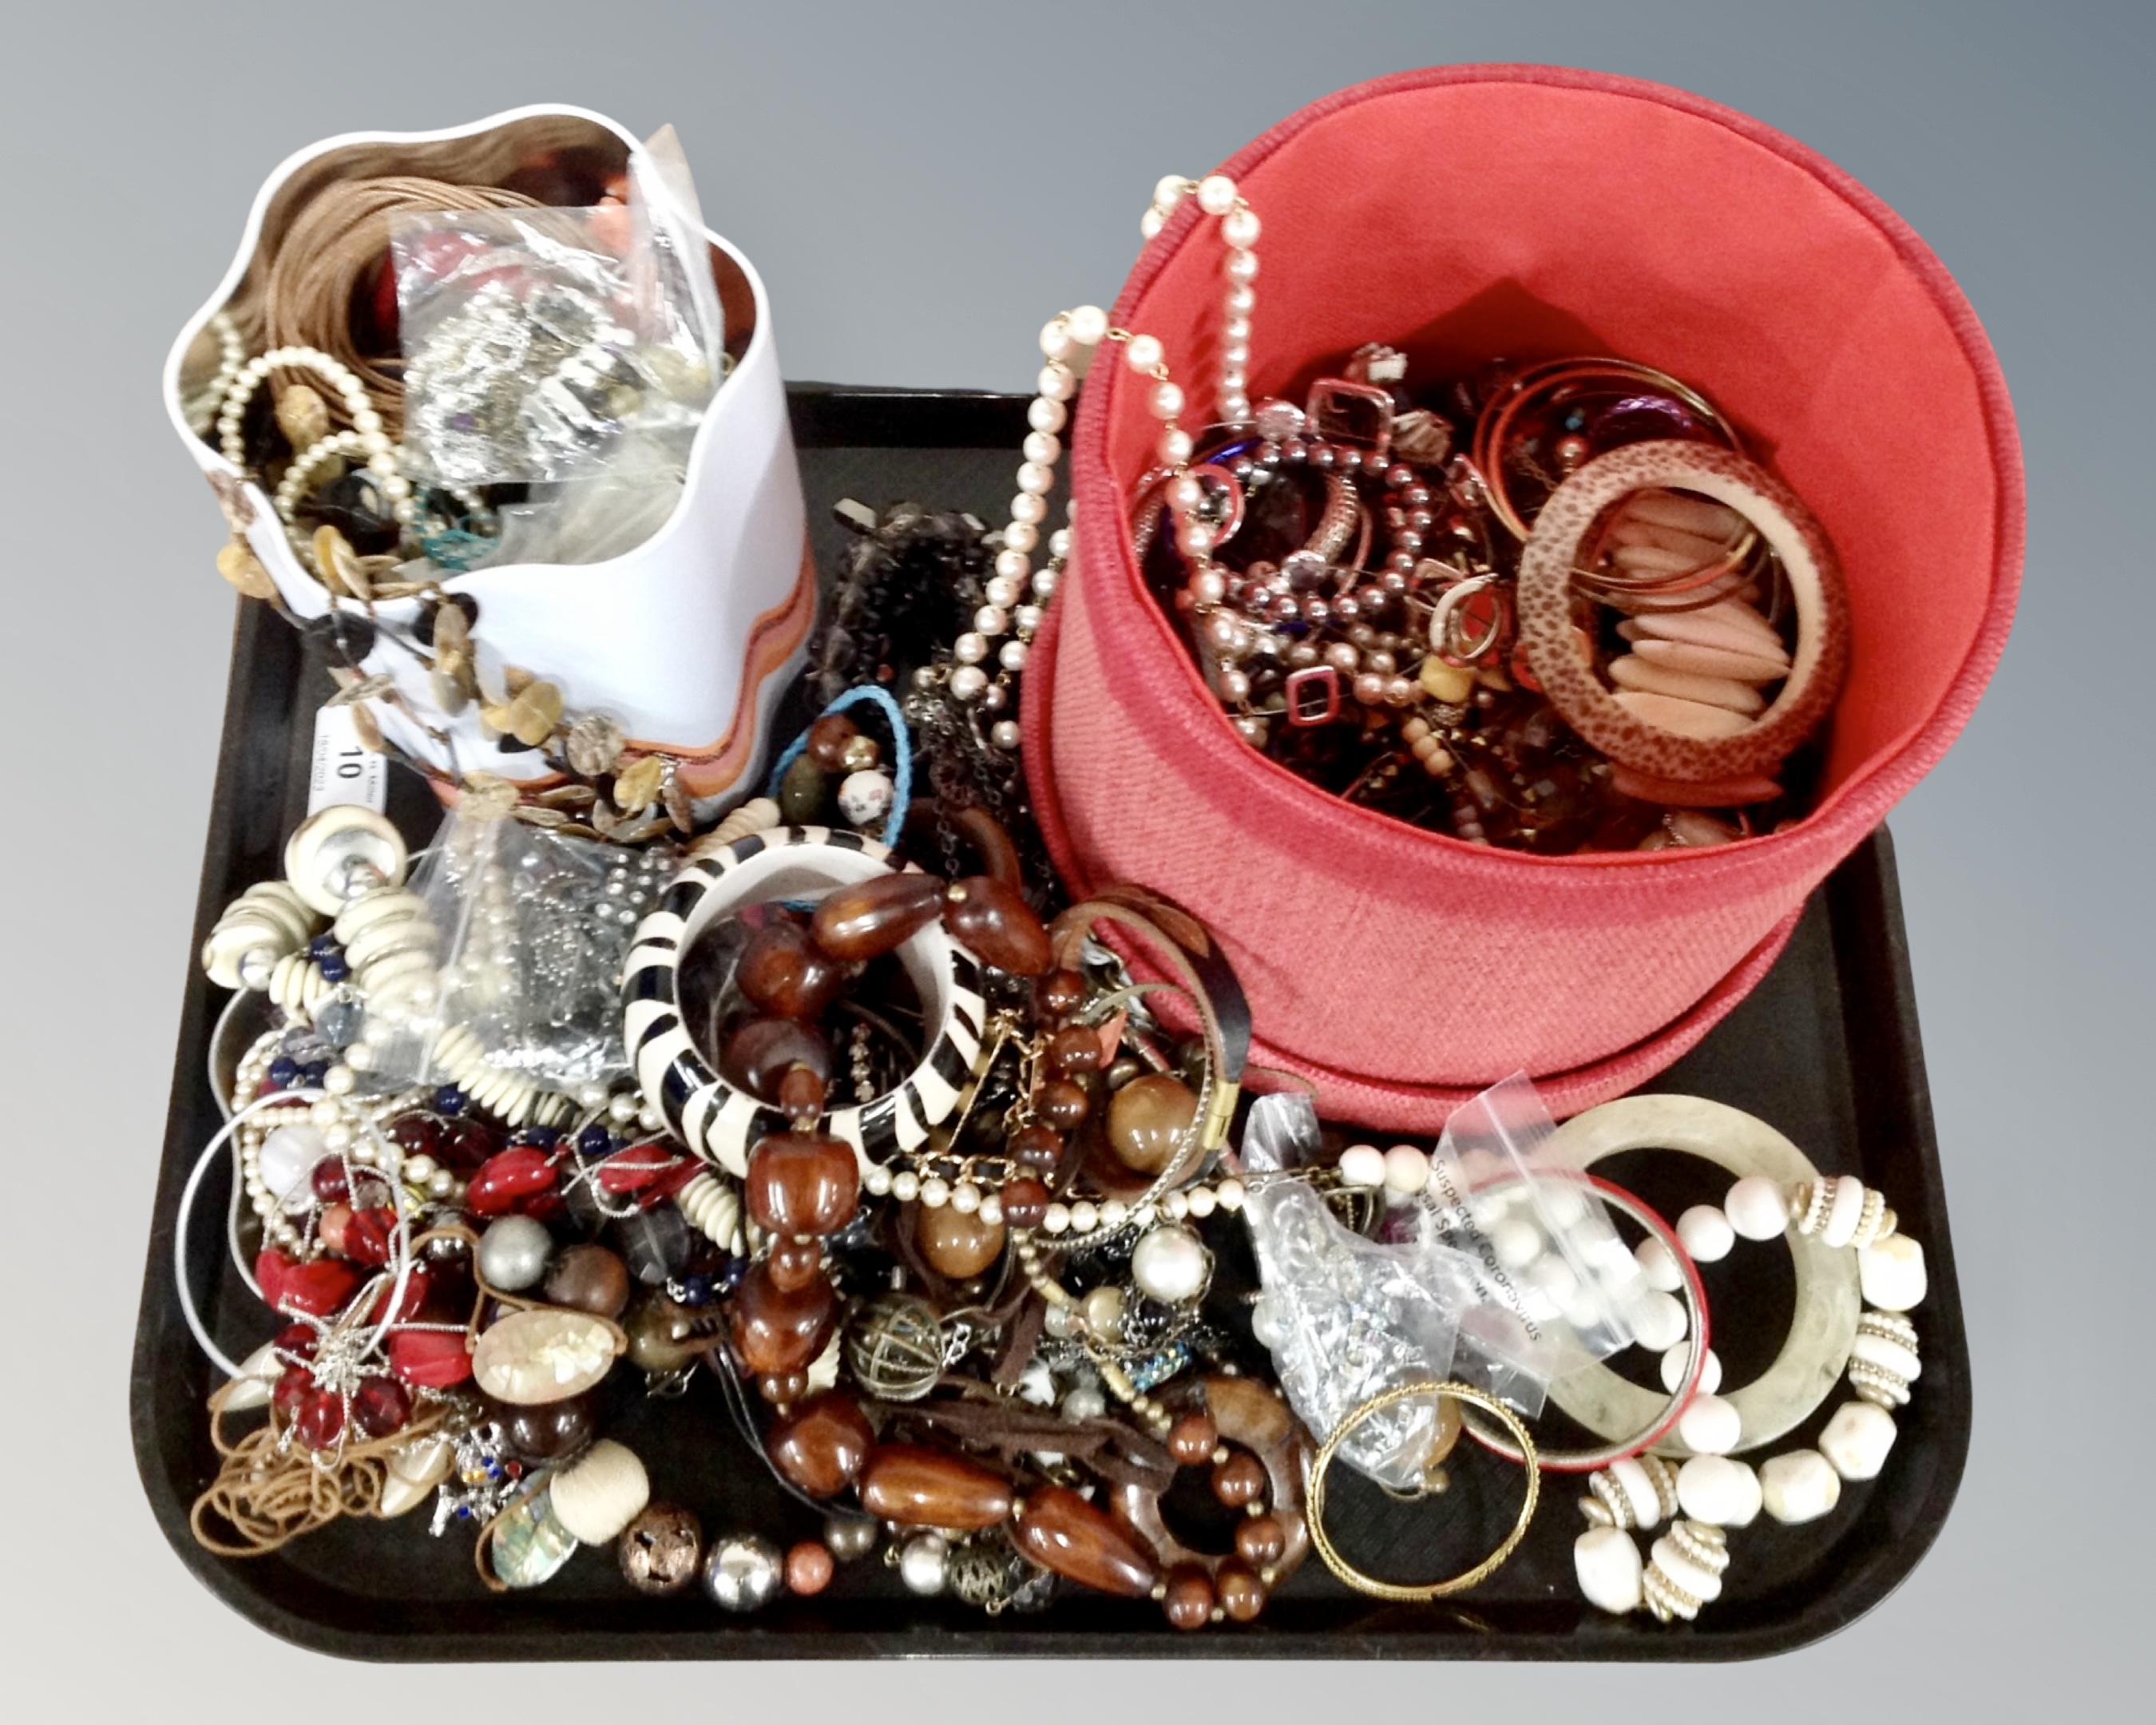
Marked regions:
[186,311,250,436]
[217,346,411,529]
[1141,174,1261,425]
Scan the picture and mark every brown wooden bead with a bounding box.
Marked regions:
[1216,1560,1266,1622]
[766,1235,825,1292]
[541,1243,629,1319]
[745,1132,860,1237]
[724,1017,833,1104]
[497,1392,596,1461]
[1013,1485,1159,1597]
[759,1371,809,1404]
[1107,1073,1199,1176]
[785,1541,835,1596]
[1046,1025,1104,1077]
[1162,1564,1215,1632]
[1212,1449,1267,1509]
[1036,968,1088,1020]
[778,1062,827,1121]
[727,1259,837,1378]
[1235,1513,1289,1568]
[1203,1375,1294,1449]
[810,871,948,962]
[1166,1412,1219,1467]
[999,1177,1050,1230]
[857,1444,1013,1529]
[767,1391,876,1497]
[736,920,847,1021]
[941,875,1052,976]
[806,713,862,771]
[915,1202,1006,1279]
[1036,1079,1092,1132]
[1010,1124,1064,1173]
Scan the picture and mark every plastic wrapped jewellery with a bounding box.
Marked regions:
[1306,1380,1540,1600]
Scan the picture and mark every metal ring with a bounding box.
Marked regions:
[1306,1380,1540,1601]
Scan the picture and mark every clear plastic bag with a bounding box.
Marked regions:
[394,140,723,490]
[1383,1073,1652,1401]
[1242,1093,1476,1491]
[367,806,674,1097]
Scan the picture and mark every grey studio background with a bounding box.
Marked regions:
[2,0,2144,1716]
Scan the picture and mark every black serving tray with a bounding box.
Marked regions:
[134,387,1970,1661]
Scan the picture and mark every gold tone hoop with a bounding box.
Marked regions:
[1307,1381,1540,1601]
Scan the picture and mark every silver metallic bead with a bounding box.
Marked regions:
[898,1533,950,1596]
[704,1533,785,1611]
[824,1515,881,1563]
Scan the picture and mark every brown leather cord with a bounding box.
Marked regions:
[190,1382,450,1558]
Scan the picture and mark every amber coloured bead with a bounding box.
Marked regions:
[497,1392,596,1460]
[736,920,847,1021]
[767,1391,876,1497]
[1013,1486,1159,1596]
[1167,1412,1219,1467]
[1163,1564,1215,1631]
[915,1202,1007,1279]
[941,875,1052,975]
[1216,1560,1266,1622]
[857,1444,1013,1529]
[744,1132,860,1237]
[723,1017,833,1104]
[766,1235,826,1292]
[542,1243,630,1319]
[1235,1513,1289,1568]
[810,871,948,962]
[999,1177,1050,1230]
[806,713,862,771]
[1010,1124,1064,1173]
[1045,1025,1104,1077]
[1212,1449,1267,1509]
[1036,968,1088,1021]
[1107,1073,1199,1176]
[778,1062,827,1121]
[1036,1079,1091,1132]
[727,1259,838,1378]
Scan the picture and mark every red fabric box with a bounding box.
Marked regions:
[1024,64,2022,1128]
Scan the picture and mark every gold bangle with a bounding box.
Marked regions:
[1306,1381,1540,1601]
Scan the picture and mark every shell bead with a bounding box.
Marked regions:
[471,1308,624,1405]
[1675,1391,1742,1457]
[1818,1400,1897,1481]
[1674,1454,1762,1528]
[549,1439,651,1545]
[1857,1233,1928,1312]
[1575,1525,1645,1614]
[1675,1204,1735,1263]
[1660,1342,1722,1397]
[1722,1176,1791,1241]
[1759,1449,1843,1525]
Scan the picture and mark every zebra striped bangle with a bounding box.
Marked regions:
[624,824,985,1179]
